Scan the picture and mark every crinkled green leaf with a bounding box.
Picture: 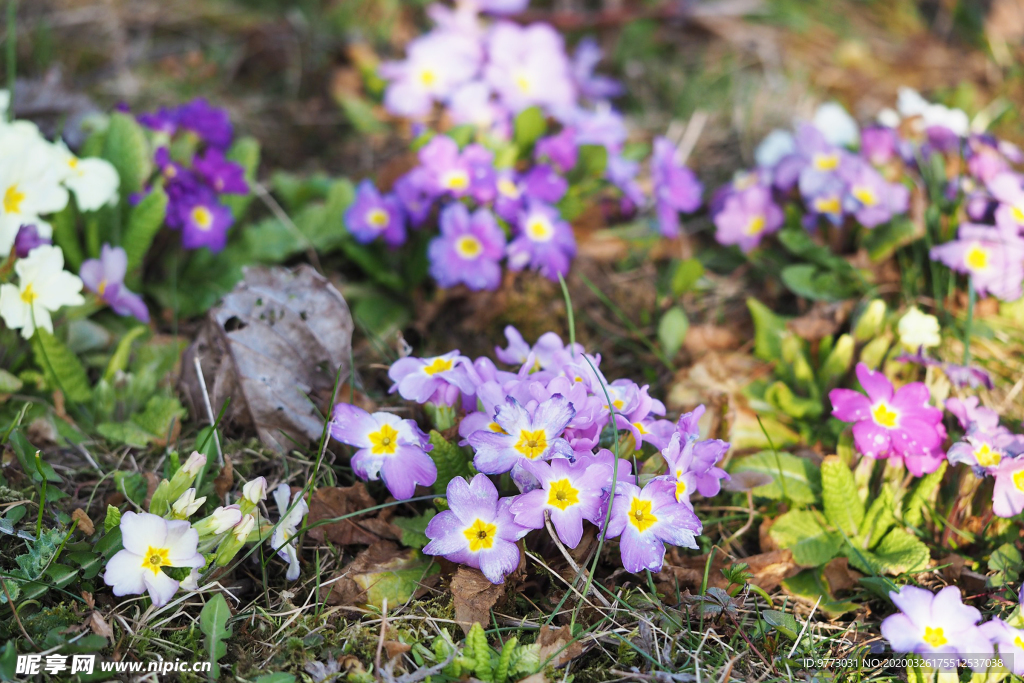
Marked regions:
[845,528,930,576]
[32,329,92,403]
[769,510,842,567]
[782,569,859,618]
[747,297,789,362]
[513,106,546,149]
[821,456,864,536]
[102,112,151,197]
[900,462,946,528]
[857,485,895,550]
[429,431,473,495]
[393,510,437,550]
[122,186,168,283]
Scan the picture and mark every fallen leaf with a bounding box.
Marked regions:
[451,566,504,635]
[786,301,855,341]
[683,324,741,355]
[182,265,354,453]
[666,351,771,410]
[534,625,585,669]
[214,460,234,500]
[81,591,95,610]
[822,557,860,594]
[939,553,967,583]
[71,509,95,536]
[383,640,411,661]
[658,549,799,595]
[87,612,113,640]
[306,484,401,546]
[319,541,439,608]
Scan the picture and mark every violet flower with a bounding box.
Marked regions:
[881,585,993,672]
[980,618,1024,676]
[652,137,703,238]
[423,474,529,584]
[829,363,945,475]
[506,201,577,281]
[988,172,1024,230]
[79,244,150,322]
[571,37,623,102]
[380,32,481,118]
[991,456,1024,518]
[468,394,575,475]
[605,480,702,573]
[428,204,506,291]
[521,164,568,204]
[388,351,477,405]
[655,405,731,504]
[329,404,436,500]
[509,458,611,548]
[929,223,1024,301]
[713,185,784,252]
[193,149,248,195]
[344,180,406,247]
[13,224,50,258]
[484,22,576,116]
[180,193,233,252]
[175,98,234,150]
[393,168,434,227]
[535,127,579,174]
[839,156,909,228]
[860,126,898,167]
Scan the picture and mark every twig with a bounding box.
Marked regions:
[726,611,773,672]
[192,355,225,470]
[543,512,612,608]
[787,595,821,658]
[1,576,37,649]
[375,597,388,680]
[674,110,708,167]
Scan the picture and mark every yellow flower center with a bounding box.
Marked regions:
[1013,470,1024,493]
[1012,206,1024,224]
[443,170,470,191]
[525,217,554,242]
[745,214,766,235]
[974,443,1001,468]
[498,178,520,199]
[419,69,437,87]
[68,157,80,170]
[871,402,899,429]
[488,421,506,433]
[628,497,657,533]
[141,546,170,575]
[369,423,399,455]
[1015,635,1024,650]
[463,519,497,552]
[632,421,648,435]
[965,245,989,271]
[97,279,108,297]
[191,206,213,230]
[922,626,947,648]
[813,153,839,171]
[423,357,454,376]
[515,73,532,93]
[515,429,548,459]
[814,195,841,215]
[19,283,36,305]
[366,208,389,228]
[3,184,25,214]
[546,479,580,511]
[675,480,688,502]
[852,186,878,206]
[455,235,483,259]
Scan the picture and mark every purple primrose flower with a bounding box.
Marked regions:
[604,480,702,573]
[510,457,612,548]
[79,244,150,323]
[428,204,506,291]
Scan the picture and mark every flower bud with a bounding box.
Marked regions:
[167,451,207,500]
[215,514,256,566]
[193,505,242,537]
[171,488,206,520]
[239,477,267,515]
[853,299,887,342]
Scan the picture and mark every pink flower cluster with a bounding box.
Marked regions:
[329,327,731,582]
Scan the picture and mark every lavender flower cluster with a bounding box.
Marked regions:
[328,327,729,583]
[136,99,249,253]
[830,362,1024,515]
[720,90,1024,301]
[347,0,703,289]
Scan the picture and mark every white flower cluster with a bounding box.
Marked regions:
[0,91,120,339]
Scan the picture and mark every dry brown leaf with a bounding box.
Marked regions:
[786,301,855,341]
[306,484,400,546]
[87,612,113,640]
[71,509,94,536]
[181,265,353,453]
[658,549,799,595]
[214,460,234,500]
[939,553,967,583]
[667,351,771,410]
[383,640,411,661]
[451,566,504,635]
[683,324,741,355]
[534,625,585,669]
[822,557,860,595]
[81,591,95,610]
[319,541,438,608]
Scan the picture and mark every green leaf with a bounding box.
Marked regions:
[821,456,864,536]
[574,144,608,179]
[103,112,151,197]
[97,395,186,447]
[761,610,800,640]
[857,485,896,550]
[764,381,822,419]
[781,569,859,618]
[818,334,854,393]
[900,462,946,528]
[769,510,842,567]
[513,106,546,149]
[103,326,148,383]
[780,264,858,302]
[988,543,1022,588]
[747,297,789,362]
[862,215,919,262]
[50,202,84,271]
[393,510,437,549]
[731,451,820,505]
[494,636,518,683]
[428,431,473,495]
[123,186,168,281]
[200,593,233,681]
[104,505,122,533]
[351,549,439,609]
[32,329,92,403]
[657,306,689,359]
[845,528,930,575]
[467,622,493,681]
[671,258,704,296]
[0,368,23,395]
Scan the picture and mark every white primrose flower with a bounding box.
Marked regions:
[272,483,308,581]
[0,244,84,339]
[242,477,268,506]
[898,307,941,350]
[812,101,859,148]
[103,512,206,608]
[0,125,67,254]
[193,505,243,536]
[52,141,120,212]
[171,488,206,519]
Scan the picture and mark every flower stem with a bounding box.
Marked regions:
[963,278,976,365]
